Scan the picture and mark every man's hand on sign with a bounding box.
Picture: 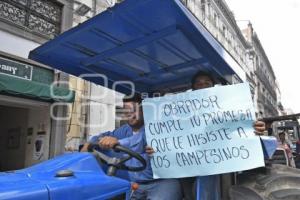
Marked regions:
[145,146,155,155]
[253,120,266,135]
[99,136,119,149]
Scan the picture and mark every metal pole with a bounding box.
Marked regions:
[196,176,202,200]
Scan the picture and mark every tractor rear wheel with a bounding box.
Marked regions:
[229,164,300,200]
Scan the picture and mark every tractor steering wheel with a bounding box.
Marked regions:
[88,144,147,176]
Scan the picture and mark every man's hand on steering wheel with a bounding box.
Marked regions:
[99,136,119,149]
[87,137,147,176]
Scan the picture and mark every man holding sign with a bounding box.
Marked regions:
[81,71,265,200]
[144,70,265,200]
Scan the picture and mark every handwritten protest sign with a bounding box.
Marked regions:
[142,83,265,179]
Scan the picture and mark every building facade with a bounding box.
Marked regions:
[181,0,279,118]
[242,23,278,117]
[181,0,252,83]
[0,0,74,171]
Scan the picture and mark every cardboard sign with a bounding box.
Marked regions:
[142,83,265,179]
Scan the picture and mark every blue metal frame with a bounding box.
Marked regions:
[196,177,202,200]
[29,0,246,95]
[82,25,179,66]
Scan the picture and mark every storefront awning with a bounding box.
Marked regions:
[0,74,75,102]
[29,0,245,94]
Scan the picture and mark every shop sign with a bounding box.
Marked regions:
[0,57,32,80]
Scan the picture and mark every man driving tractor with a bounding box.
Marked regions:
[81,94,182,200]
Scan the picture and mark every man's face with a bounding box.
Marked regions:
[279,133,285,142]
[123,101,144,128]
[193,75,214,90]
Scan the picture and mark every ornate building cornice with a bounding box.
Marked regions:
[252,33,276,80]
[214,0,250,48]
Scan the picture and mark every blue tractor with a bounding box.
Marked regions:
[1,0,299,199]
[0,145,146,200]
[1,139,299,200]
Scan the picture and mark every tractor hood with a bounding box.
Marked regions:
[0,153,131,200]
[0,172,49,200]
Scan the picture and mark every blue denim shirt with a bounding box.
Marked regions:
[89,124,153,182]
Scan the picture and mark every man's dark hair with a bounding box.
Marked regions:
[191,70,216,89]
[279,131,286,137]
[123,93,142,104]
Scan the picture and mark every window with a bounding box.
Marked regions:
[227,32,232,44]
[181,0,188,5]
[0,0,63,38]
[201,0,206,19]
[213,13,217,26]
[201,0,206,11]
[222,25,226,37]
